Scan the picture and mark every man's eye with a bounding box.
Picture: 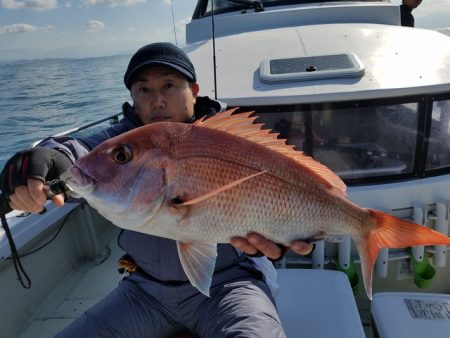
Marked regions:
[164,83,174,90]
[138,87,149,93]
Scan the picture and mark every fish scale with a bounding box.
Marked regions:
[169,156,358,244]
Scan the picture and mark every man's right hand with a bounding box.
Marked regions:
[231,233,314,261]
[0,147,72,213]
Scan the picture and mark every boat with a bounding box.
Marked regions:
[1,1,450,337]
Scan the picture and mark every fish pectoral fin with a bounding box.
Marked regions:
[176,241,218,297]
[178,171,267,207]
[303,232,345,244]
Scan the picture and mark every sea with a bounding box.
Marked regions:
[0,54,133,170]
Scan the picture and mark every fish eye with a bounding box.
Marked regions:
[111,144,133,164]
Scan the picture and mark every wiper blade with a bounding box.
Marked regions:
[228,0,264,12]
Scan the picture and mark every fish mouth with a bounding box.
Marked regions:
[65,164,96,195]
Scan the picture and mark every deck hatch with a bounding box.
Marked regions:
[260,53,364,83]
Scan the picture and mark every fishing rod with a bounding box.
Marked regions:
[209,0,263,100]
[0,179,71,289]
[211,0,218,100]
[170,0,178,46]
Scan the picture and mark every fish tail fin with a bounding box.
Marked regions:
[357,208,450,300]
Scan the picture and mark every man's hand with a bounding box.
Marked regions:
[0,147,71,213]
[230,232,314,261]
[7,178,66,213]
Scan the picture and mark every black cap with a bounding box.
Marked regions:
[124,42,197,90]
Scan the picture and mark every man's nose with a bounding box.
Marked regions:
[151,91,166,108]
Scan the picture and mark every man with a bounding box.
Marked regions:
[0,42,312,337]
[400,0,423,27]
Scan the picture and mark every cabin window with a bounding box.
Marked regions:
[426,99,450,171]
[235,95,438,184]
[250,102,418,181]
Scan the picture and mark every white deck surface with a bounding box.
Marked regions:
[20,232,124,338]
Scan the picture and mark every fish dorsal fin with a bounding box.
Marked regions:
[194,109,347,195]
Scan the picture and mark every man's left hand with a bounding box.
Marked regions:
[230,232,314,261]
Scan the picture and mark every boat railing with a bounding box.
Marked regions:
[30,112,123,148]
[278,200,449,289]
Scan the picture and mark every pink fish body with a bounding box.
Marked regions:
[67,109,450,298]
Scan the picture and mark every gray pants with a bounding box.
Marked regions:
[55,272,285,338]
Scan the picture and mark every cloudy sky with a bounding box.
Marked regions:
[0,0,198,60]
[0,0,449,61]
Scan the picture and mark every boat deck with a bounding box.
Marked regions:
[19,228,124,338]
[15,227,373,338]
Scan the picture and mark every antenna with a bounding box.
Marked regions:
[211,0,218,99]
[170,0,178,46]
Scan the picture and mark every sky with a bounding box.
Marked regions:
[0,0,198,60]
[0,0,449,61]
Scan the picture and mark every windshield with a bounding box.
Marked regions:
[238,95,450,185]
[194,0,387,18]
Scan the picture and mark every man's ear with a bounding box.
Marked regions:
[191,82,200,97]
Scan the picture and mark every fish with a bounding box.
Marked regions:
[66,109,450,299]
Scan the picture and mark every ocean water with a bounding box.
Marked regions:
[0,54,133,170]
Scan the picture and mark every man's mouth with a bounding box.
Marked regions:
[150,116,171,122]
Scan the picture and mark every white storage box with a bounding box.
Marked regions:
[276,269,365,338]
[372,292,450,338]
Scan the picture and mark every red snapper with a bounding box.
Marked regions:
[67,109,450,298]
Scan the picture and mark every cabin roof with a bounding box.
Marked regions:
[186,23,450,105]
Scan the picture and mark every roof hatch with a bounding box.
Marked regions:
[259,53,364,83]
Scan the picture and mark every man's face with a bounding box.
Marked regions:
[130,65,199,125]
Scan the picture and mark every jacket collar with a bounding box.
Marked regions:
[122,96,227,126]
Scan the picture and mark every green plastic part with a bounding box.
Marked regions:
[335,259,360,295]
[408,249,436,289]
